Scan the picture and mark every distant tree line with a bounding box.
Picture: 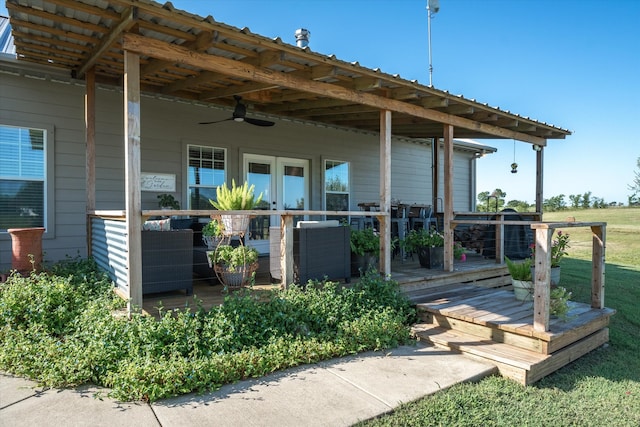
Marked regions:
[477,189,622,213]
[477,159,640,212]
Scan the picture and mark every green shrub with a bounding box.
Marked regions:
[0,261,414,402]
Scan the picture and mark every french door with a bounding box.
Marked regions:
[243,154,309,253]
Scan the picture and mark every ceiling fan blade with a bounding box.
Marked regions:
[198,117,233,125]
[244,117,275,127]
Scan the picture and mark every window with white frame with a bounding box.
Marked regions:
[0,125,46,232]
[187,145,226,209]
[324,159,350,217]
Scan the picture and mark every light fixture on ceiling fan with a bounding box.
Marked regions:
[199,95,275,127]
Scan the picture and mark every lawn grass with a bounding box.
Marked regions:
[359,207,640,426]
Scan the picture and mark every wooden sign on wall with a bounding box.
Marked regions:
[141,173,176,192]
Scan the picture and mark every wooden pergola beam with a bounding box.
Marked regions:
[77,7,137,78]
[121,33,547,144]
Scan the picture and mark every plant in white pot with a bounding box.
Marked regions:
[208,244,259,288]
[531,230,570,286]
[505,256,533,301]
[209,179,263,236]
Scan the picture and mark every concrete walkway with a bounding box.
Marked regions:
[0,343,497,427]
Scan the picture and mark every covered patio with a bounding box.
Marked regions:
[4,0,614,385]
[4,0,570,301]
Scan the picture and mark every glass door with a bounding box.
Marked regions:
[244,154,309,254]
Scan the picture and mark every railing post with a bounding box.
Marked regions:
[280,214,294,289]
[591,224,606,309]
[533,227,552,332]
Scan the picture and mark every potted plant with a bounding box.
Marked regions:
[530,230,570,286]
[505,256,533,301]
[350,227,379,275]
[401,227,444,269]
[157,193,180,210]
[209,179,263,236]
[202,219,223,249]
[208,244,259,287]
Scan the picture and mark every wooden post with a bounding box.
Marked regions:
[535,146,544,214]
[533,227,552,332]
[591,224,606,309]
[379,110,392,276]
[443,125,454,271]
[432,136,440,214]
[85,67,96,257]
[280,214,294,288]
[124,50,142,313]
[495,214,505,264]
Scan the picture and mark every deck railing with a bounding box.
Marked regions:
[449,213,606,332]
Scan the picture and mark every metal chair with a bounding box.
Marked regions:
[409,204,437,231]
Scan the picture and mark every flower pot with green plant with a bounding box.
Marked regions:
[530,230,570,286]
[209,179,263,236]
[350,227,380,276]
[157,193,180,210]
[202,219,223,249]
[505,256,533,301]
[401,227,445,269]
[208,244,259,287]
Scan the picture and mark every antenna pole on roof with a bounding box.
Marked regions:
[427,0,440,86]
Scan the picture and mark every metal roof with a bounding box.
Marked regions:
[4,0,571,144]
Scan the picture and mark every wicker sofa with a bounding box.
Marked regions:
[141,228,193,295]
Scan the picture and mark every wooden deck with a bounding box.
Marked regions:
[411,285,615,385]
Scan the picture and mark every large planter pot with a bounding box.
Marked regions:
[531,266,561,286]
[7,227,45,274]
[351,252,378,276]
[512,279,534,301]
[220,214,251,236]
[417,246,444,269]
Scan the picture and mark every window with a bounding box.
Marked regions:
[187,145,226,209]
[324,160,350,220]
[0,125,46,232]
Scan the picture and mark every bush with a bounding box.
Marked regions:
[0,262,415,402]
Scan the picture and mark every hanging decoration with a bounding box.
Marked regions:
[510,139,518,174]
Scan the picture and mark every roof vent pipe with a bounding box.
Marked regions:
[294,28,310,48]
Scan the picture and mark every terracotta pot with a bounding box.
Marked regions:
[7,227,45,274]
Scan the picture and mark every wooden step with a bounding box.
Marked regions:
[413,323,610,385]
[416,288,615,354]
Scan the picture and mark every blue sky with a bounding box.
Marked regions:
[2,0,638,205]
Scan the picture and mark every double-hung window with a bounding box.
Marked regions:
[0,125,46,232]
[187,145,226,209]
[324,159,350,221]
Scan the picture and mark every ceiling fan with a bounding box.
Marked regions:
[199,95,275,127]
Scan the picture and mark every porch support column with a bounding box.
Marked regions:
[443,125,455,272]
[432,136,440,214]
[85,67,96,257]
[124,50,143,312]
[85,67,96,213]
[535,146,544,214]
[379,110,392,275]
